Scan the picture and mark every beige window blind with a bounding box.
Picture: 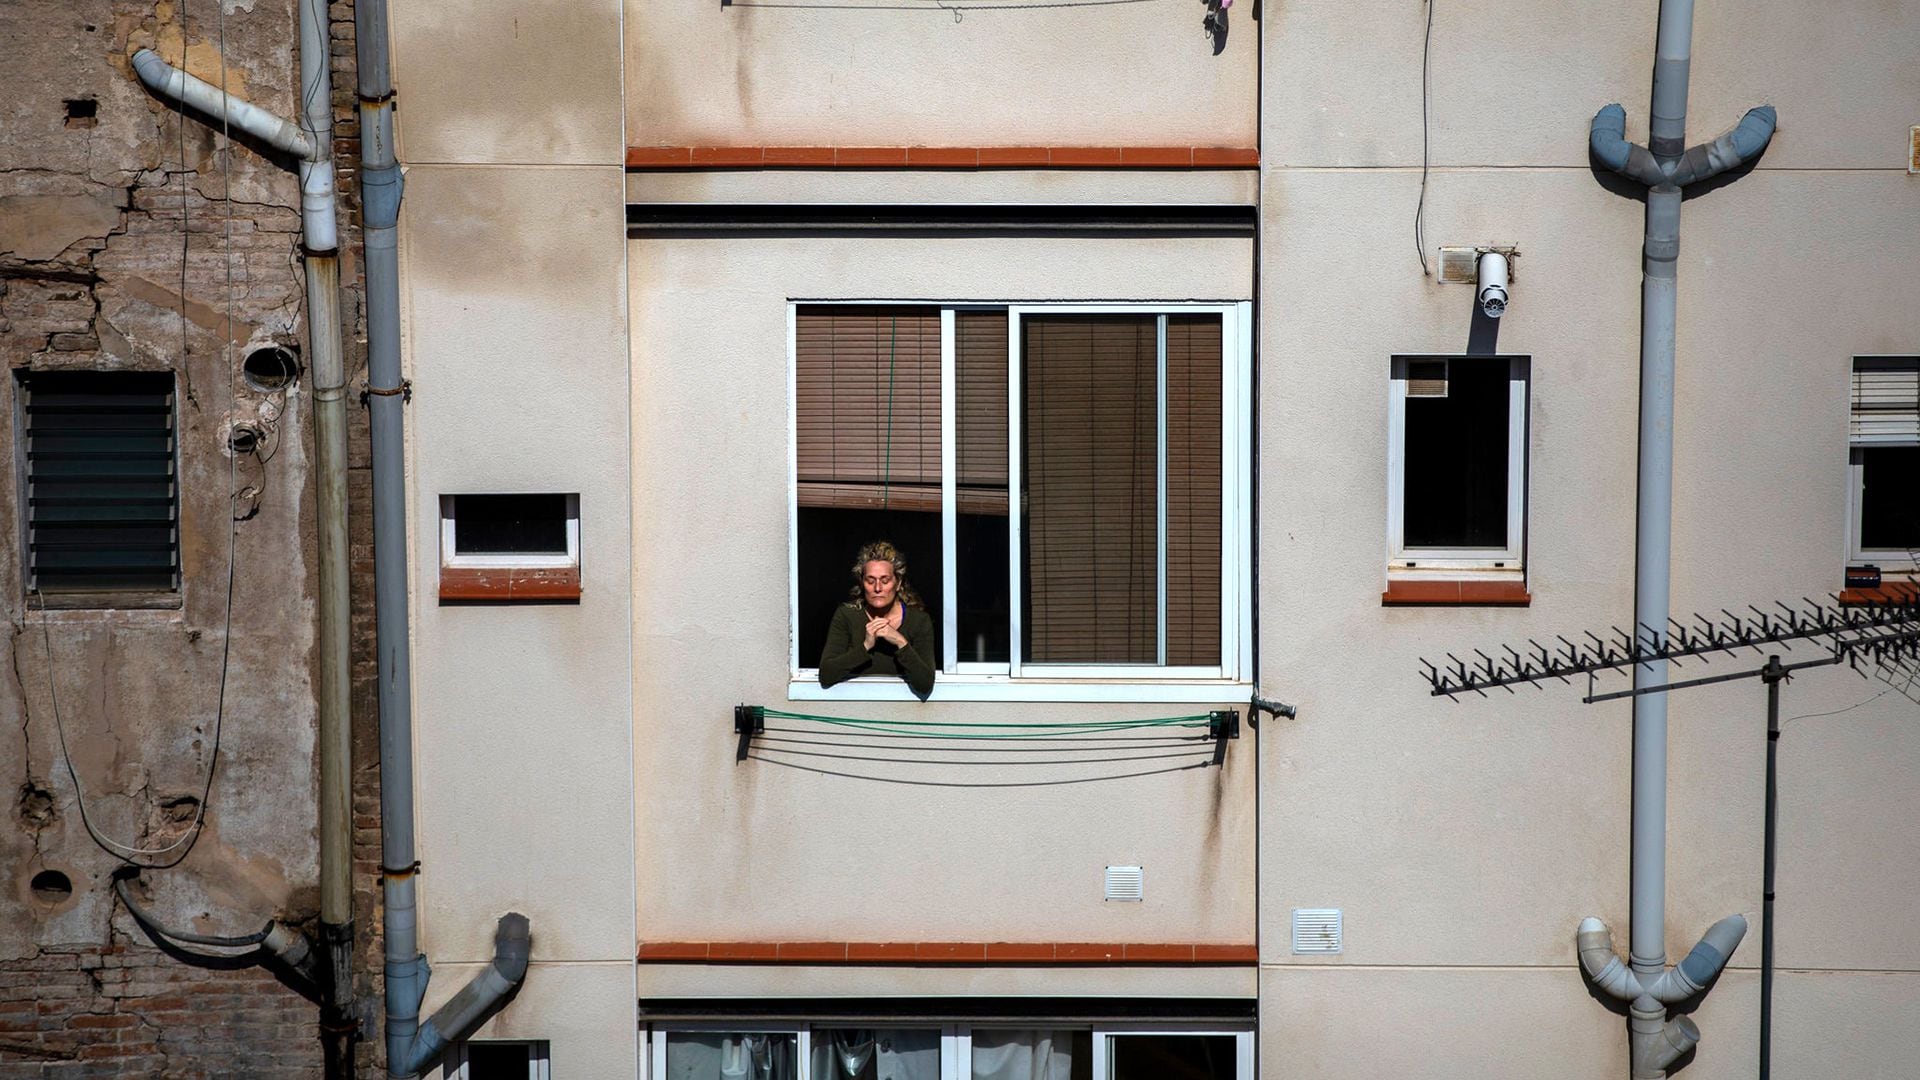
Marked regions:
[955,310,1010,517]
[1165,315,1223,666]
[795,306,942,511]
[1850,358,1920,445]
[1023,316,1159,664]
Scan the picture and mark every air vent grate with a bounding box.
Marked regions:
[1104,865,1144,902]
[1291,908,1342,954]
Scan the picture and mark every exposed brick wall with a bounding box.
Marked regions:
[0,945,318,1079]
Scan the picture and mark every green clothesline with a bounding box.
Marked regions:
[754,706,1217,740]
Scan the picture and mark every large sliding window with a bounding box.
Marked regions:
[650,1024,1252,1080]
[791,302,1251,700]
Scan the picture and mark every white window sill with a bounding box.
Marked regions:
[1387,564,1525,579]
[788,674,1252,704]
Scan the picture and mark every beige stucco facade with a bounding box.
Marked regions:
[386,0,1920,1076]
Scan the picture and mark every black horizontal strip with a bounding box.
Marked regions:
[629,203,1256,237]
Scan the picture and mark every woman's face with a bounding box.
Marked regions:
[861,559,898,610]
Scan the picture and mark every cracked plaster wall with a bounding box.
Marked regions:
[1,0,336,1074]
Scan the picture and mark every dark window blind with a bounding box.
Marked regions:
[795,306,942,512]
[1165,315,1222,665]
[1022,316,1158,664]
[21,371,179,594]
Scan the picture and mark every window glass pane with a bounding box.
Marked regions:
[21,370,179,594]
[1402,361,1510,549]
[796,306,944,668]
[1165,315,1223,666]
[956,310,1011,663]
[1859,445,1920,552]
[972,1029,1090,1080]
[465,1041,532,1079]
[665,1032,798,1080]
[810,1028,940,1080]
[452,494,568,554]
[1108,1035,1236,1080]
[1022,316,1158,664]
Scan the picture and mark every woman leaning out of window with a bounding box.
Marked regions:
[819,540,936,700]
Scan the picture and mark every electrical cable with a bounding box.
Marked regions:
[1779,688,1895,729]
[1413,0,1435,275]
[112,873,271,949]
[34,0,242,871]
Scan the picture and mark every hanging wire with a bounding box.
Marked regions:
[758,706,1213,740]
[1413,0,1436,275]
[38,0,243,870]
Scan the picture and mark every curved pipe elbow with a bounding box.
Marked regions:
[1589,105,1666,186]
[1671,106,1778,186]
[399,914,531,1077]
[1576,917,1643,1001]
[1650,914,1746,1003]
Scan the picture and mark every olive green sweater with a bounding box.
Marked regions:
[818,603,937,700]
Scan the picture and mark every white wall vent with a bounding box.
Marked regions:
[1436,247,1480,283]
[1104,865,1144,902]
[1292,908,1342,954]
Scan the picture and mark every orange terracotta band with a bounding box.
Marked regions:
[626,146,1260,169]
[637,941,1258,965]
[1381,579,1531,607]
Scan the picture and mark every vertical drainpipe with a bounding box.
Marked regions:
[349,0,425,1074]
[292,0,356,1070]
[1582,2,1777,1076]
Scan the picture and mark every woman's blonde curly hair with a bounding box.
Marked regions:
[847,540,925,610]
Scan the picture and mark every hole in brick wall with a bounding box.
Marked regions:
[242,345,300,392]
[64,99,97,129]
[30,870,73,905]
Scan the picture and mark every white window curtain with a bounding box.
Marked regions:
[665,1033,799,1080]
[970,1030,1077,1080]
[809,1029,940,1080]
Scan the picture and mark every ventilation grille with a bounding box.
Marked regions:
[21,371,179,595]
[1406,358,1449,398]
[1104,865,1144,902]
[1291,908,1342,954]
[1436,247,1480,284]
[1910,126,1920,174]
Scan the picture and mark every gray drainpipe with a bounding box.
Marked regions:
[1582,2,1776,1075]
[130,4,355,1073]
[352,2,533,1076]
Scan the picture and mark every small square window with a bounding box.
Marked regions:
[444,1039,549,1080]
[1847,357,1920,566]
[16,370,180,603]
[439,493,581,602]
[1387,354,1530,572]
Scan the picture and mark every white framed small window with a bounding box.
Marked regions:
[1846,356,1920,568]
[443,1039,550,1080]
[440,493,581,570]
[1386,355,1530,573]
[787,300,1254,702]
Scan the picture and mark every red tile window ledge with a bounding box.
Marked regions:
[439,565,582,603]
[625,145,1260,170]
[1381,578,1531,607]
[636,941,1258,965]
[1837,580,1919,606]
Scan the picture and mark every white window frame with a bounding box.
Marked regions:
[645,1022,1254,1080]
[441,1039,551,1080]
[1092,1024,1256,1080]
[1845,355,1920,568]
[787,300,1254,703]
[1385,355,1530,574]
[440,493,581,570]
